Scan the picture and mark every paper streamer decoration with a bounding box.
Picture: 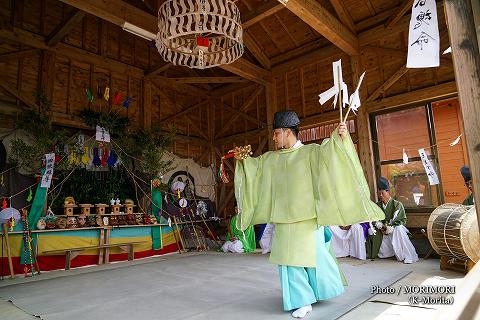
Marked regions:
[123,96,132,108]
[95,125,111,143]
[85,88,94,103]
[348,71,366,114]
[112,92,123,105]
[103,87,110,101]
[318,59,349,109]
[443,47,452,54]
[449,134,462,146]
[41,153,55,189]
[418,148,439,185]
[403,149,409,164]
[407,0,440,68]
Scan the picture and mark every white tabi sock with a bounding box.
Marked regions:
[291,305,312,318]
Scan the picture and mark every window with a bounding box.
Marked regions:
[371,105,442,211]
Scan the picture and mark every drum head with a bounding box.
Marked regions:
[462,206,480,263]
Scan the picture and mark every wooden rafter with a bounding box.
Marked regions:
[0,28,144,78]
[215,86,264,138]
[367,64,408,102]
[385,0,413,28]
[46,9,86,46]
[355,7,399,32]
[221,101,266,128]
[215,128,268,146]
[367,81,457,113]
[151,76,210,98]
[167,77,249,84]
[242,2,284,29]
[212,82,256,98]
[160,100,210,123]
[219,58,272,85]
[145,63,170,77]
[0,48,39,62]
[243,31,271,69]
[0,79,35,109]
[271,38,327,66]
[328,0,356,34]
[280,0,359,55]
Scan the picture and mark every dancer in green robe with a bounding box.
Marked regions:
[461,166,475,205]
[234,111,385,318]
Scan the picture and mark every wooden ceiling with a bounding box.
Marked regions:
[39,0,409,90]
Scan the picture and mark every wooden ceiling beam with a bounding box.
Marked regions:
[46,9,86,46]
[367,64,408,102]
[57,0,157,36]
[145,63,170,77]
[160,100,210,123]
[280,0,359,55]
[271,38,327,66]
[219,58,272,85]
[0,79,36,109]
[0,48,39,62]
[167,77,249,84]
[385,0,414,29]
[215,128,268,146]
[212,82,256,98]
[0,27,145,77]
[328,0,356,34]
[367,81,457,113]
[151,76,210,98]
[242,2,284,29]
[354,7,399,32]
[243,31,271,69]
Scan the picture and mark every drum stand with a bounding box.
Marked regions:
[440,256,475,274]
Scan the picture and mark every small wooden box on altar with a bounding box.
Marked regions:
[95,204,107,215]
[79,204,93,216]
[124,203,135,214]
[111,205,122,214]
[63,204,77,216]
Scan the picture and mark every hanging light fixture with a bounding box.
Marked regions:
[156,0,244,69]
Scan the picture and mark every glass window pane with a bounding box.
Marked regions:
[376,107,431,161]
[381,161,440,208]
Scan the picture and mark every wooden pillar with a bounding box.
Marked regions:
[265,80,276,150]
[142,78,152,128]
[445,0,480,229]
[351,55,376,199]
[39,50,56,102]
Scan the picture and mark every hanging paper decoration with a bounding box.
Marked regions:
[2,198,7,209]
[107,149,118,167]
[449,134,462,146]
[97,85,103,99]
[92,148,102,167]
[318,59,349,110]
[103,87,110,101]
[407,0,440,68]
[112,92,124,106]
[26,187,33,202]
[443,47,451,54]
[95,125,111,143]
[418,148,439,185]
[403,149,409,164]
[122,96,132,108]
[85,88,94,103]
[196,36,209,51]
[0,174,4,187]
[41,153,55,189]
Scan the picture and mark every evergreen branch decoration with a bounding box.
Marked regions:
[80,109,129,137]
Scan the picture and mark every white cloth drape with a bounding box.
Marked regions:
[260,224,275,254]
[222,240,244,253]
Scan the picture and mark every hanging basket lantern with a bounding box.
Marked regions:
[156,0,244,69]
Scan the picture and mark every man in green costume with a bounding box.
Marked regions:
[366,177,418,264]
[461,166,474,205]
[234,111,385,318]
[222,211,256,253]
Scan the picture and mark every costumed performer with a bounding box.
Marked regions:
[366,177,418,264]
[222,207,256,253]
[234,110,385,318]
[461,166,474,205]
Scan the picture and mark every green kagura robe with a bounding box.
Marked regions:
[463,193,474,206]
[234,131,385,267]
[367,198,406,259]
[226,215,256,253]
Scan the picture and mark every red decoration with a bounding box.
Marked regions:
[112,92,124,106]
[2,198,7,209]
[196,37,209,49]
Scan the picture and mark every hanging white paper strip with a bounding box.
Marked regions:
[403,149,409,164]
[318,59,349,109]
[41,153,55,189]
[95,125,111,142]
[407,0,440,68]
[449,134,462,146]
[418,148,439,185]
